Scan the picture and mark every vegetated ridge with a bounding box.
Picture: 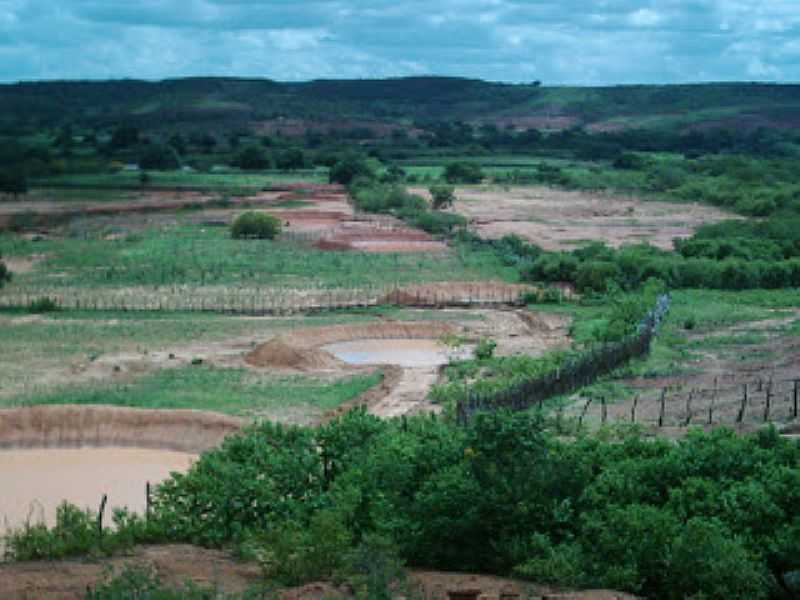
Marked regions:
[3,76,800,134]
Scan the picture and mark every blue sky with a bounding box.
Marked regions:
[1,1,799,84]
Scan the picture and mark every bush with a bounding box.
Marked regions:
[329,156,374,185]
[429,184,456,209]
[139,144,180,170]
[444,161,484,184]
[233,146,271,170]
[230,212,282,240]
[28,296,60,313]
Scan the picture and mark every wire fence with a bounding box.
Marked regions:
[574,373,800,429]
[456,294,671,424]
[0,282,528,315]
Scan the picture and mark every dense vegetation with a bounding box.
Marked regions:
[9,412,797,599]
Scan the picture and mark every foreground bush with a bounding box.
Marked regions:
[146,410,800,599]
[230,212,282,240]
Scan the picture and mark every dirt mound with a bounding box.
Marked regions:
[246,322,460,371]
[245,338,343,370]
[0,405,242,454]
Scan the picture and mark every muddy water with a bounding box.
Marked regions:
[0,448,195,531]
[323,338,471,367]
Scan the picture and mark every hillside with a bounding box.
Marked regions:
[2,76,800,135]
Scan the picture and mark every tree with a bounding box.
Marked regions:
[428,184,455,209]
[0,171,28,198]
[0,255,10,288]
[444,161,484,184]
[275,148,305,170]
[109,124,140,150]
[139,144,180,170]
[234,146,271,170]
[329,156,374,185]
[231,211,282,239]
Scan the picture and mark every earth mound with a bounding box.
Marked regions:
[244,338,343,370]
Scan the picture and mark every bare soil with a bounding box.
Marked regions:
[435,186,734,251]
[0,405,242,453]
[0,544,637,600]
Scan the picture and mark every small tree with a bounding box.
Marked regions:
[231,211,282,239]
[234,146,271,170]
[444,161,484,184]
[428,184,456,209]
[0,255,11,288]
[0,171,28,198]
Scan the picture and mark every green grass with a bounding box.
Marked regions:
[687,333,768,349]
[0,224,517,290]
[34,169,328,190]
[6,366,382,419]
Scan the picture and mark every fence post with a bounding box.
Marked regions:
[658,388,666,428]
[146,482,151,519]
[793,379,799,420]
[578,397,593,428]
[601,396,607,425]
[737,384,747,424]
[97,494,108,538]
[684,390,694,427]
[764,380,773,423]
[631,395,639,424]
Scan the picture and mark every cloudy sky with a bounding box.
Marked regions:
[1,0,799,84]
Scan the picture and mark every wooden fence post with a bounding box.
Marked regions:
[684,390,694,427]
[793,379,799,420]
[764,380,773,423]
[658,388,667,428]
[737,383,747,424]
[578,397,593,428]
[631,395,639,423]
[601,397,607,425]
[708,377,718,426]
[97,494,108,538]
[146,482,151,519]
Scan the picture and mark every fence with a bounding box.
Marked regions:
[456,294,671,424]
[574,373,800,429]
[0,282,528,316]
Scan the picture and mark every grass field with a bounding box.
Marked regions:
[5,366,382,422]
[34,169,328,190]
[0,223,517,290]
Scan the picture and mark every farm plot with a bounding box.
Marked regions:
[441,185,735,251]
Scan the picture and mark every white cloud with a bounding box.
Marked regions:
[628,8,664,27]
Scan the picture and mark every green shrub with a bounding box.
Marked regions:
[230,212,282,240]
[474,338,497,360]
[428,184,456,209]
[443,161,484,184]
[28,296,60,313]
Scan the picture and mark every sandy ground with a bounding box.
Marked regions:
[0,544,638,600]
[431,185,734,251]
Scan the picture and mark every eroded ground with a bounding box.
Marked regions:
[0,544,637,600]
[440,185,734,251]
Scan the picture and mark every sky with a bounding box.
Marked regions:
[1,1,799,85]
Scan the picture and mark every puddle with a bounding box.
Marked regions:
[0,447,195,531]
[323,338,472,367]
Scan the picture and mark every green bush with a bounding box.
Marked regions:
[230,212,282,240]
[28,296,60,313]
[443,161,484,184]
[428,184,456,209]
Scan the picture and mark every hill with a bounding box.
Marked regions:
[2,76,800,135]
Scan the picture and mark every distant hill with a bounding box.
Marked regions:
[2,76,800,135]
